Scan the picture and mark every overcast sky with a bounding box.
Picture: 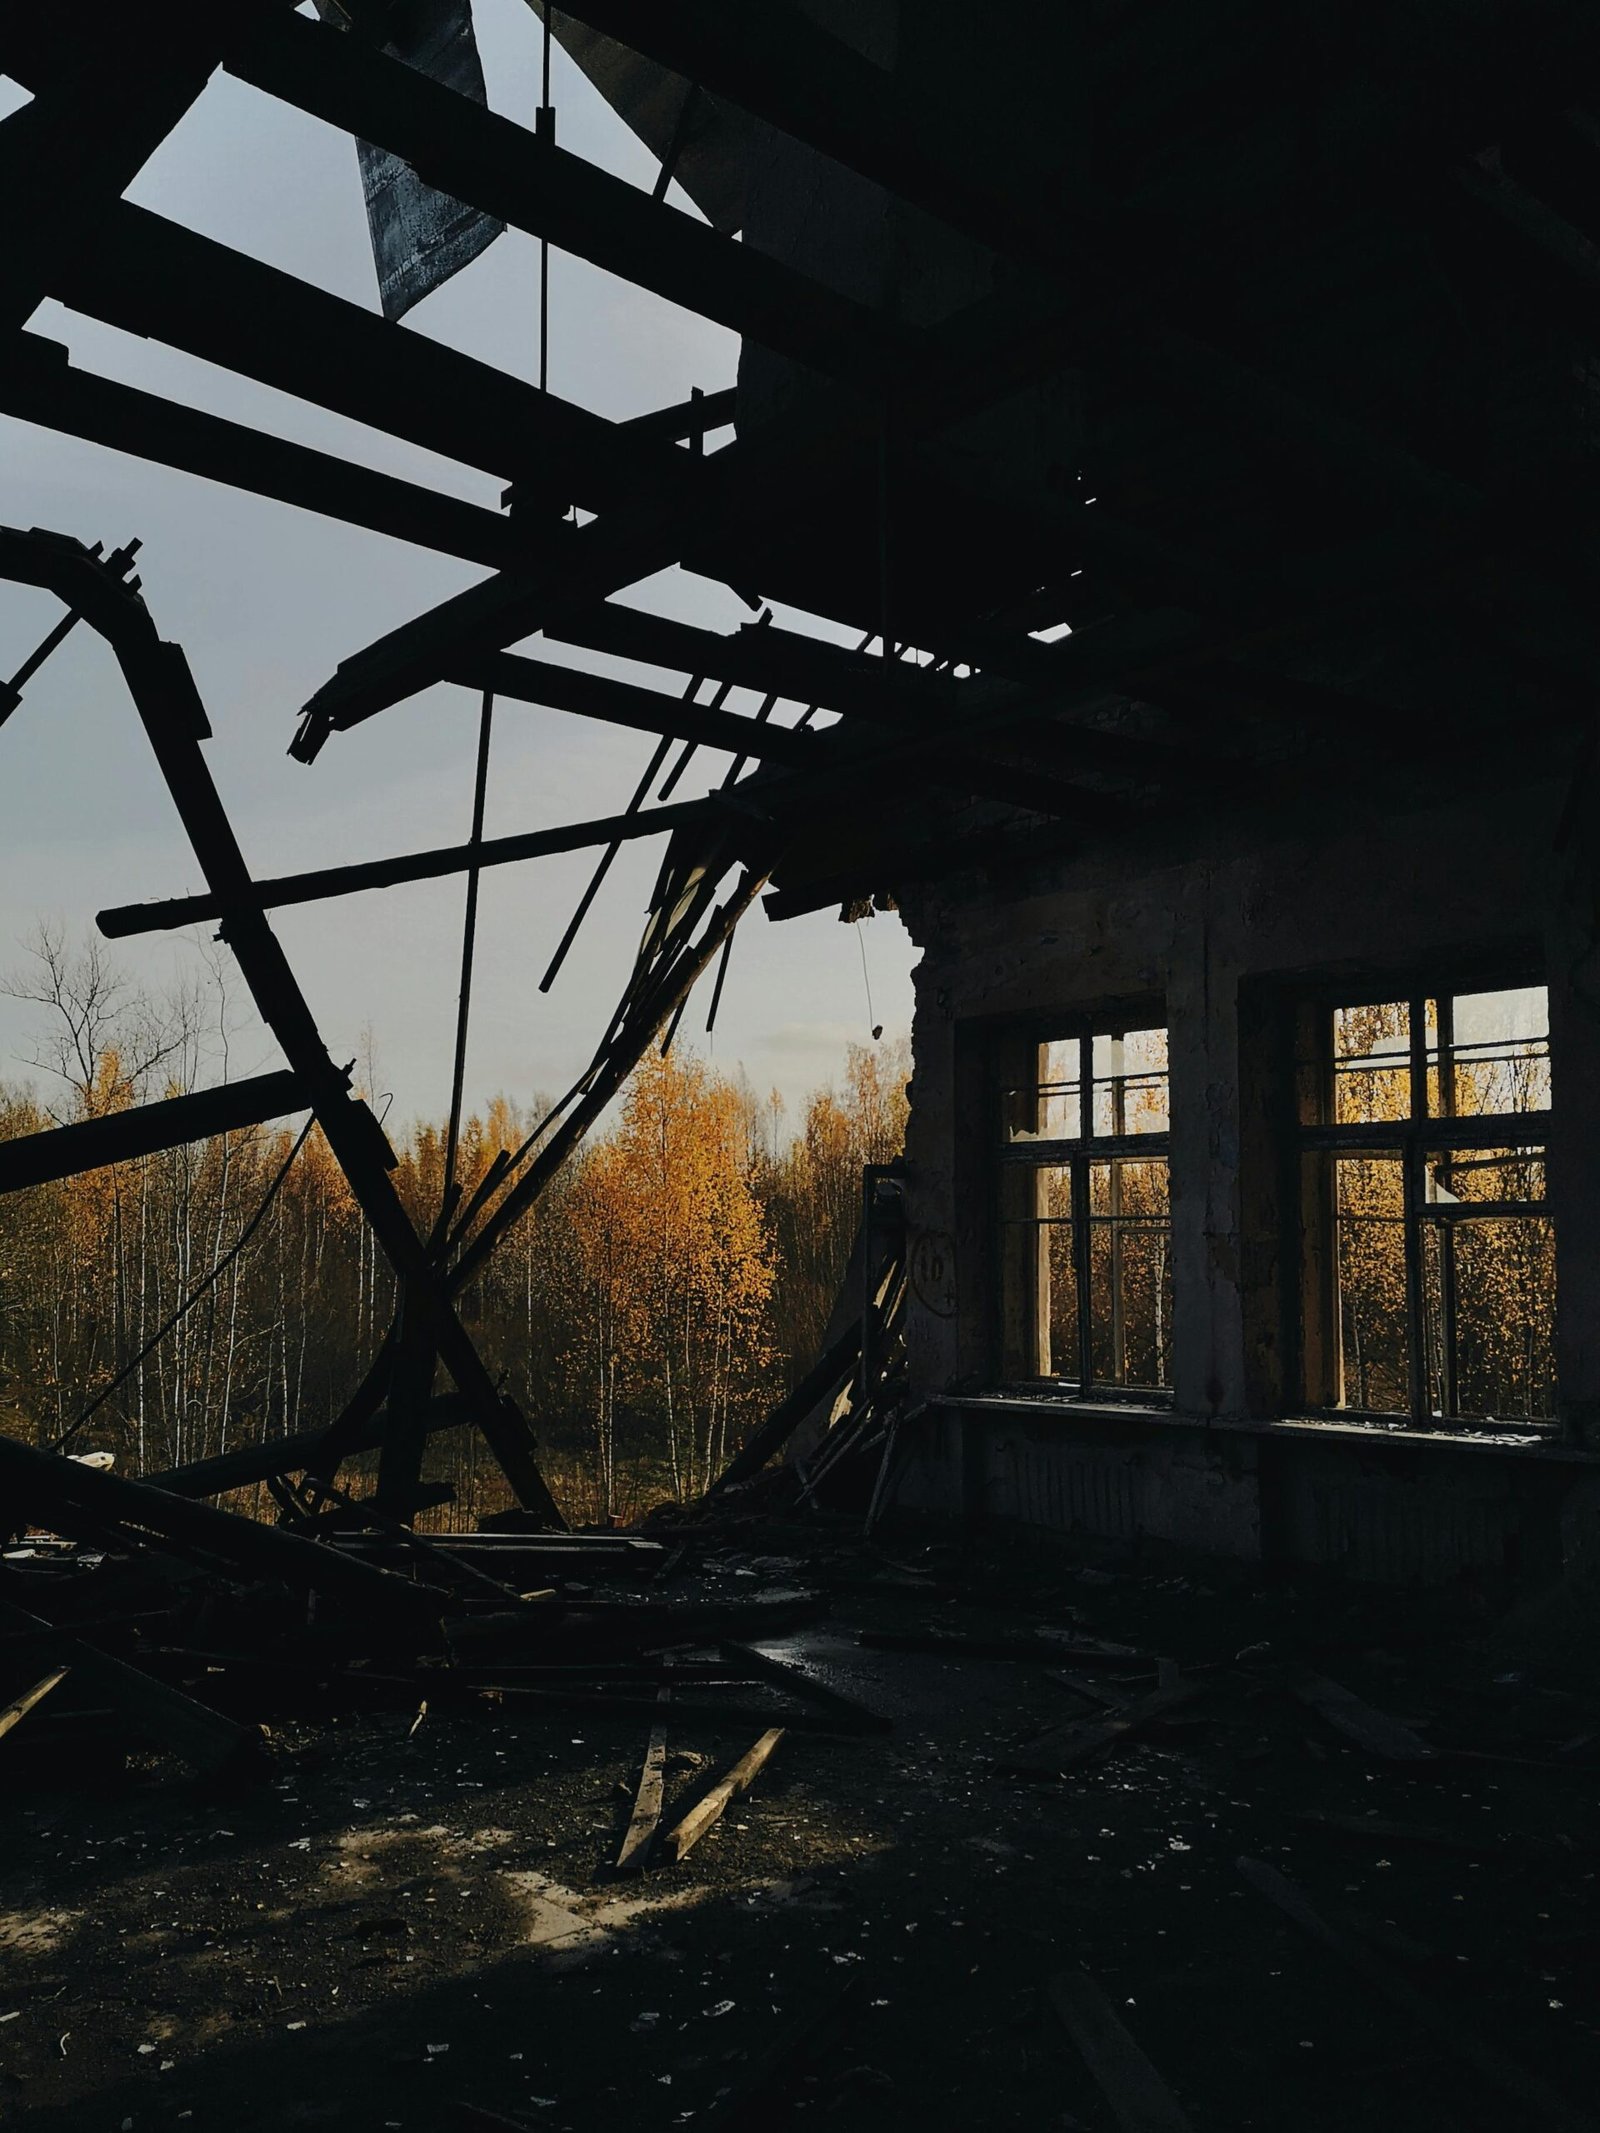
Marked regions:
[0,0,916,1133]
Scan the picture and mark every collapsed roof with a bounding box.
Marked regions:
[4,0,1600,1513]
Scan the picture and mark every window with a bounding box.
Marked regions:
[997,1022,1172,1391]
[1297,983,1555,1427]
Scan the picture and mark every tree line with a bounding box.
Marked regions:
[0,929,908,1524]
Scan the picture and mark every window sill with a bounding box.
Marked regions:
[932,1394,1600,1464]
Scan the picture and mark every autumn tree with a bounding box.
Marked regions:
[564,1049,774,1511]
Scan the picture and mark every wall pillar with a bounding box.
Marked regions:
[1167,866,1248,1418]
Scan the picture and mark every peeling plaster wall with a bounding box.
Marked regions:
[888,773,1600,1579]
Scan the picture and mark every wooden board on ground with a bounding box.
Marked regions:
[615,1680,671,1872]
[1291,1670,1434,1762]
[722,1639,891,1734]
[1236,1855,1596,2133]
[859,1627,1146,1666]
[0,1664,70,1745]
[1002,1678,1207,1776]
[0,1591,265,1781]
[666,1727,785,1863]
[1047,1967,1194,2133]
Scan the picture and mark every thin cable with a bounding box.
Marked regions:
[443,688,495,1199]
[855,919,882,1041]
[48,1113,317,1453]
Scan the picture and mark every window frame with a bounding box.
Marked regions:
[994,1015,1173,1400]
[1294,975,1555,1433]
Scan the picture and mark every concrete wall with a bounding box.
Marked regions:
[888,772,1600,1578]
[891,1398,1598,1584]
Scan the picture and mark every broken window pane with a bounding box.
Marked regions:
[1000,1038,1081,1143]
[1425,1147,1545,1208]
[1088,1158,1172,1389]
[1092,1027,1169,1136]
[1334,1154,1408,1411]
[1427,986,1551,1118]
[1332,1001,1412,1124]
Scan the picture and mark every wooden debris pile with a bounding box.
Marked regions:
[0,1428,897,1794]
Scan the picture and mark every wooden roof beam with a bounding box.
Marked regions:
[0,335,556,573]
[52,202,682,512]
[0,1069,309,1193]
[223,8,909,389]
[98,793,733,938]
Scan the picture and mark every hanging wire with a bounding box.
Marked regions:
[442,688,495,1203]
[855,919,883,1041]
[47,1113,317,1454]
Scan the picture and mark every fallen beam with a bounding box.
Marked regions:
[0,1588,264,1780]
[0,1432,449,1625]
[858,1628,1145,1667]
[709,1323,861,1494]
[1000,1676,1205,1776]
[0,1068,307,1193]
[98,792,734,937]
[1290,1669,1435,1764]
[1236,1855,1597,2133]
[721,1639,890,1735]
[0,1664,70,1746]
[1047,1968,1195,2133]
[615,1679,671,1871]
[144,1393,474,1500]
[665,1726,785,1861]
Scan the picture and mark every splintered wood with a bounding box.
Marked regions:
[664,1727,785,1863]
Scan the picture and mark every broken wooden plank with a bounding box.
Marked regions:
[0,1591,265,1781]
[1047,1967,1195,2133]
[0,1665,70,1745]
[721,1639,891,1735]
[709,1324,860,1494]
[1236,1856,1597,2133]
[1046,1669,1122,1710]
[1291,1669,1434,1762]
[665,1727,785,1862]
[0,1431,450,1625]
[1001,1678,1207,1776]
[0,1070,307,1192]
[615,1680,671,1872]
